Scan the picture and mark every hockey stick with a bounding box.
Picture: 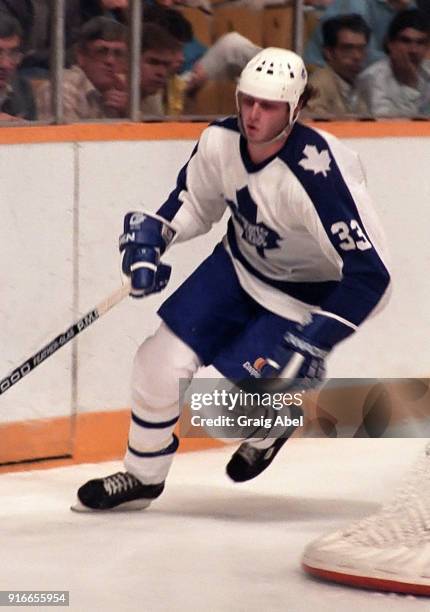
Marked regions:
[0,280,131,396]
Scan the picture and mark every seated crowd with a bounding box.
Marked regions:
[0,0,428,123]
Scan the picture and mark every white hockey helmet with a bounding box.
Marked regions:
[236,47,308,125]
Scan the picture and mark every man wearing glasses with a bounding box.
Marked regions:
[0,13,36,122]
[357,9,430,117]
[306,14,371,119]
[36,17,180,122]
[36,16,128,122]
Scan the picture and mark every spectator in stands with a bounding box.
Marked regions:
[0,0,81,77]
[357,9,430,117]
[306,14,371,118]
[143,3,193,71]
[89,0,210,72]
[138,23,182,116]
[36,17,179,121]
[146,0,208,73]
[36,16,128,121]
[143,3,259,113]
[304,0,416,68]
[80,0,128,24]
[0,13,36,121]
[142,4,193,114]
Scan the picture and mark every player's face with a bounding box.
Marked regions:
[239,93,290,143]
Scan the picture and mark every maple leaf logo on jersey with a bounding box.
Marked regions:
[226,187,281,258]
[298,145,331,177]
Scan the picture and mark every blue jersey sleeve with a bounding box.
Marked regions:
[282,124,390,347]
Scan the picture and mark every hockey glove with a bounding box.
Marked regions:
[119,212,176,298]
[262,332,328,391]
[262,314,355,391]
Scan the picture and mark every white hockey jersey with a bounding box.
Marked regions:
[157,117,390,330]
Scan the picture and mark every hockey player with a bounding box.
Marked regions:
[73,47,391,512]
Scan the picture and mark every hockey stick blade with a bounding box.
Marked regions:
[0,280,131,397]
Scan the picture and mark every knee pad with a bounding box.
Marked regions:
[131,323,201,414]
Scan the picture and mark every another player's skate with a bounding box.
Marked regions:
[71,471,164,512]
[302,442,430,595]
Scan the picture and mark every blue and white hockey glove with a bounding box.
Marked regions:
[262,314,355,391]
[262,333,328,391]
[119,212,176,298]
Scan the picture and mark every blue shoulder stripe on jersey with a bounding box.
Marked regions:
[128,434,179,458]
[156,142,199,222]
[209,115,240,133]
[277,123,390,325]
[227,220,339,305]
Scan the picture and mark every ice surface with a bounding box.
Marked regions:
[1,438,428,611]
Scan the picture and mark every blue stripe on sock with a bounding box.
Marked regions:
[131,412,179,429]
[128,434,179,458]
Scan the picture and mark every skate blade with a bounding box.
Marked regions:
[70,498,153,513]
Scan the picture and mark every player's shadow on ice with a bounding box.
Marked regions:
[153,486,379,523]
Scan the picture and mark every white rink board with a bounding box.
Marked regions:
[330,137,430,379]
[0,134,429,422]
[76,140,228,412]
[0,143,75,422]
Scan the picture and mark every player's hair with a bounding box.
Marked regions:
[78,16,127,50]
[299,84,318,110]
[322,13,371,48]
[0,13,23,41]
[386,8,430,42]
[141,23,182,54]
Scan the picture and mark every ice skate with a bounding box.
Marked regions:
[71,471,164,512]
[226,436,289,482]
[302,443,430,595]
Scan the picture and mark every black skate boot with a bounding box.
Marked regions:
[226,437,289,482]
[71,471,164,512]
[226,402,303,482]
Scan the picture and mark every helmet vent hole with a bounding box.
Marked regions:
[237,49,307,108]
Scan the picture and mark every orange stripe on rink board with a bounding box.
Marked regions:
[0,122,207,144]
[0,120,429,145]
[0,409,224,475]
